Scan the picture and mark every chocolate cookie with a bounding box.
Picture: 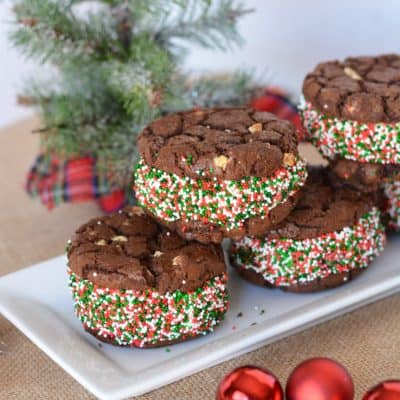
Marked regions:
[330,159,400,193]
[67,206,229,348]
[134,108,308,243]
[328,158,400,232]
[300,55,400,166]
[230,168,386,293]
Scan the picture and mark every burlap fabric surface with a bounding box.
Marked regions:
[0,119,399,400]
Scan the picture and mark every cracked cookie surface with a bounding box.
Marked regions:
[303,54,400,122]
[265,167,376,240]
[137,108,299,180]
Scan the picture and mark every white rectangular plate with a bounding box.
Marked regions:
[1,236,400,400]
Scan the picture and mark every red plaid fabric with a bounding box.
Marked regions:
[26,154,126,212]
[26,87,301,212]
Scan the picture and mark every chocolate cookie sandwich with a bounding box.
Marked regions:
[300,55,400,231]
[134,108,308,243]
[230,168,386,293]
[67,206,228,348]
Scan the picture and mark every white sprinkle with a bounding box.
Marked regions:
[112,235,128,242]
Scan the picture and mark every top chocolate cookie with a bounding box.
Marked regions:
[67,206,225,293]
[137,108,299,180]
[303,54,400,122]
[266,167,376,240]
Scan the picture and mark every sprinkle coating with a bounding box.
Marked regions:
[69,271,229,347]
[299,98,400,164]
[133,157,307,231]
[231,208,385,287]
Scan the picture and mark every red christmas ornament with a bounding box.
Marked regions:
[363,380,400,400]
[217,365,283,400]
[286,357,354,400]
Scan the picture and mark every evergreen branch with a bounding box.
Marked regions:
[40,116,142,186]
[20,62,157,183]
[182,71,261,108]
[11,0,123,63]
[155,0,251,51]
[107,33,175,116]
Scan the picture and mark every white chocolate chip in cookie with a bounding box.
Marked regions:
[172,255,186,267]
[112,235,128,242]
[248,122,263,133]
[283,153,296,167]
[344,67,362,80]
[214,155,229,170]
[131,206,145,216]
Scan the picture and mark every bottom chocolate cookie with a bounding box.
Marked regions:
[154,192,300,244]
[70,267,228,348]
[233,263,364,293]
[330,158,400,193]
